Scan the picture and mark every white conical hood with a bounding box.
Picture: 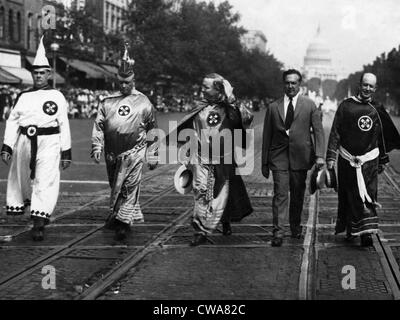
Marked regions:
[33,36,51,69]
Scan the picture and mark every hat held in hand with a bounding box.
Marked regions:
[174,165,193,195]
[324,167,338,192]
[309,166,326,195]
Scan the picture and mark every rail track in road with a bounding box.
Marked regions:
[0,164,198,299]
[309,164,400,300]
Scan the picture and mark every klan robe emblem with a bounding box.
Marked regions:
[358,116,373,132]
[43,101,58,116]
[118,105,131,117]
[207,111,222,127]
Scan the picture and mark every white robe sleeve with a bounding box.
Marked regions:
[1,99,21,155]
[58,94,72,161]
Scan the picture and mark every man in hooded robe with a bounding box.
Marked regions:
[91,44,158,241]
[327,73,400,246]
[1,36,72,241]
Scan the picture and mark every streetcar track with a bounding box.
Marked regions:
[77,207,193,300]
[0,166,180,293]
[312,165,400,300]
[0,166,175,241]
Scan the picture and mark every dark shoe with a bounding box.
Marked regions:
[31,228,44,242]
[271,236,283,247]
[31,217,46,242]
[104,216,117,230]
[190,234,207,247]
[360,234,373,247]
[222,222,232,236]
[114,220,131,241]
[291,226,302,239]
[344,234,357,242]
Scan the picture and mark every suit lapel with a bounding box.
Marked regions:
[293,96,302,121]
[277,98,285,124]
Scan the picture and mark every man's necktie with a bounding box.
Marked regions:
[285,98,294,130]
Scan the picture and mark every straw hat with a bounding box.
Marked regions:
[174,165,193,195]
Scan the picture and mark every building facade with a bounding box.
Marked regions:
[302,26,337,81]
[0,0,27,52]
[85,0,129,33]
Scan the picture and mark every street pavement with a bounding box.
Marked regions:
[0,110,400,300]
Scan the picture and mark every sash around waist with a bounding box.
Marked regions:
[20,126,60,137]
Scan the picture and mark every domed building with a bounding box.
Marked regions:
[303,26,337,81]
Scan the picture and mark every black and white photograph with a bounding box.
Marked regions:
[1,0,400,307]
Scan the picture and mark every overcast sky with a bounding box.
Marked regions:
[212,0,400,77]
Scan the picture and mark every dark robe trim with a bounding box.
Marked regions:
[1,144,13,156]
[61,149,72,161]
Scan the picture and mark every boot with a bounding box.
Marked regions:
[361,233,373,247]
[222,222,232,236]
[31,217,46,242]
[114,219,131,241]
[190,233,207,247]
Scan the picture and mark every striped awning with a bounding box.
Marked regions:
[0,67,21,84]
[1,66,33,85]
[60,58,114,79]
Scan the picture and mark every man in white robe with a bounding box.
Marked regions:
[1,36,72,241]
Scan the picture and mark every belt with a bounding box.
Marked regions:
[339,146,379,203]
[20,126,60,179]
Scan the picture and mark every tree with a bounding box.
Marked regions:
[123,0,283,99]
[44,7,123,61]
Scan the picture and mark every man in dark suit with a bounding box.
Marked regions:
[262,69,325,247]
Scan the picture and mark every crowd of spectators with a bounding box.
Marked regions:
[0,86,21,121]
[1,84,264,121]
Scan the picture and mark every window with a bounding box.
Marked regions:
[27,12,33,50]
[0,7,4,39]
[8,9,13,41]
[16,11,21,42]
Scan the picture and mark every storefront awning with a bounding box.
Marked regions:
[0,67,21,84]
[1,66,33,86]
[60,58,113,79]
[99,64,118,77]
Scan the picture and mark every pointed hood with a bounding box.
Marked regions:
[118,42,135,80]
[32,36,51,70]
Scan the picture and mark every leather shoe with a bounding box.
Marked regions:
[31,228,44,242]
[190,234,207,247]
[344,234,357,242]
[114,220,131,241]
[271,236,283,247]
[31,217,46,242]
[222,222,232,236]
[360,234,373,247]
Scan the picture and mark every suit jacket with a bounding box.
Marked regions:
[262,95,325,172]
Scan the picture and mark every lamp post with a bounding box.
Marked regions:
[50,42,60,89]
